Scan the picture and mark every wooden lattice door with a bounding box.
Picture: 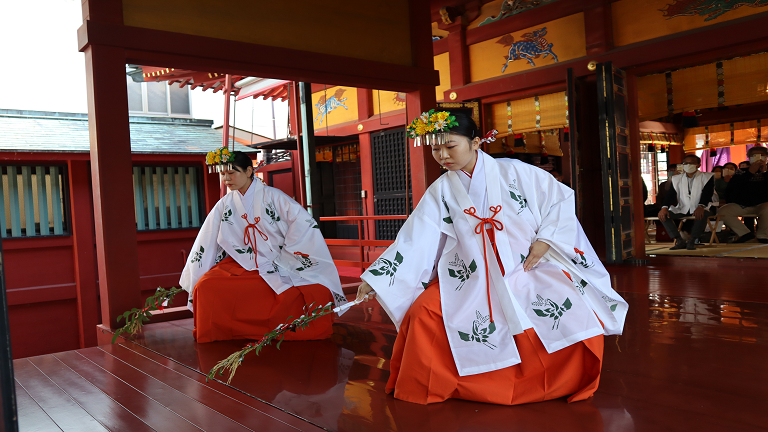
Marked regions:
[372,128,412,240]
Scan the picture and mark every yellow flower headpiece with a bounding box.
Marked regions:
[407,109,459,147]
[205,147,235,173]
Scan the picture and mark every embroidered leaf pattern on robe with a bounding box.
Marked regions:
[520,253,528,263]
[266,262,279,274]
[368,252,403,286]
[508,182,528,214]
[214,248,228,264]
[531,294,572,330]
[221,206,234,225]
[441,196,453,224]
[191,246,205,267]
[333,292,347,306]
[265,202,280,224]
[234,245,254,259]
[571,247,595,269]
[306,218,319,229]
[457,310,497,350]
[294,251,317,271]
[562,270,588,295]
[447,253,477,291]
[602,294,619,312]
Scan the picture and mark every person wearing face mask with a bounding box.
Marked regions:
[719,162,738,204]
[712,165,726,203]
[658,155,717,250]
[739,160,751,171]
[720,146,768,243]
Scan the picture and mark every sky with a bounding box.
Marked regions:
[0,0,289,139]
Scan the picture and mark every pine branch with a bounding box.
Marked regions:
[111,287,184,344]
[207,301,338,384]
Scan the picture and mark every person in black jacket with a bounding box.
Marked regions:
[719,146,768,243]
[658,155,717,250]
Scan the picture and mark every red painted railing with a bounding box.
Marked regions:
[319,215,407,272]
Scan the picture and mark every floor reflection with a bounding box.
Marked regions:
[132,267,768,432]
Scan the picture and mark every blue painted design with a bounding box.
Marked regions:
[497,27,558,72]
[314,88,349,126]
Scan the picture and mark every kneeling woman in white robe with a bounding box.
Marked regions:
[180,151,347,343]
[356,112,627,405]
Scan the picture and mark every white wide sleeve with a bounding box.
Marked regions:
[360,203,443,330]
[272,190,343,302]
[179,202,224,311]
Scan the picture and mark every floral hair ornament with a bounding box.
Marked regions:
[408,109,459,147]
[205,147,235,173]
[480,129,499,145]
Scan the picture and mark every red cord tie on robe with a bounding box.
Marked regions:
[463,205,504,323]
[241,214,268,261]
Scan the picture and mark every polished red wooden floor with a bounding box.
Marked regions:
[15,263,768,431]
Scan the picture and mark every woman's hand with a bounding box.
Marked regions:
[356,281,376,302]
[523,241,551,272]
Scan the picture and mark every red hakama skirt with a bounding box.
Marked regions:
[193,256,334,343]
[385,280,604,405]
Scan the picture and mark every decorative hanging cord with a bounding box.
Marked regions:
[462,205,504,323]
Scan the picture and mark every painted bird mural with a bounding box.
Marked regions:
[497,27,558,72]
[315,88,348,126]
[661,0,768,21]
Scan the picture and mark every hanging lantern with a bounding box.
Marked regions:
[711,147,718,157]
[563,127,570,143]
[540,132,548,158]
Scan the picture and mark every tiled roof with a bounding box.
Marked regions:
[0,110,258,154]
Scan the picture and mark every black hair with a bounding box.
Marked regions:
[712,165,723,172]
[683,154,701,164]
[747,145,768,156]
[724,162,738,170]
[449,111,479,141]
[739,160,751,167]
[231,151,255,178]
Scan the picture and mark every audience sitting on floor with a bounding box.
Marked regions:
[720,146,768,243]
[658,155,717,250]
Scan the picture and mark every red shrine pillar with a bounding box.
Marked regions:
[83,43,142,330]
[407,0,440,204]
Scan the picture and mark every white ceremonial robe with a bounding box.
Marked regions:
[179,178,347,312]
[361,151,627,376]
[668,172,717,213]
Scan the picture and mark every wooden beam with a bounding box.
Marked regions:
[67,160,99,348]
[583,1,613,56]
[464,0,596,46]
[78,20,440,93]
[445,22,470,88]
[408,0,440,204]
[84,43,142,330]
[445,12,768,101]
[626,74,646,260]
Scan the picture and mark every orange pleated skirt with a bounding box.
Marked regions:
[386,280,604,405]
[193,256,334,343]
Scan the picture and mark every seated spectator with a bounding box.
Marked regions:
[658,155,717,250]
[718,162,738,205]
[720,146,768,243]
[712,165,724,202]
